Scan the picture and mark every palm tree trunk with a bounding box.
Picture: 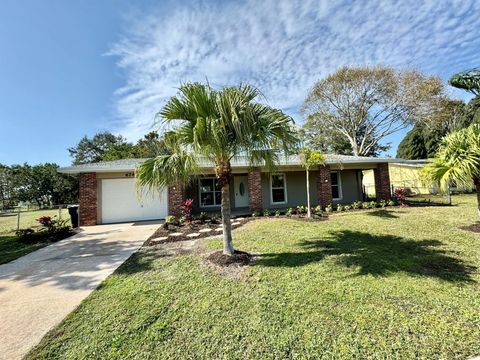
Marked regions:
[221,182,234,255]
[306,169,311,218]
[475,178,480,220]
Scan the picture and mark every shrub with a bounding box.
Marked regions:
[362,202,370,209]
[325,204,333,213]
[286,208,293,217]
[314,205,323,216]
[369,201,378,209]
[379,199,387,208]
[388,199,396,206]
[165,215,176,224]
[275,210,281,217]
[252,211,261,218]
[36,216,69,234]
[295,205,303,214]
[210,213,221,224]
[352,201,362,210]
[16,228,35,242]
[336,204,344,212]
[179,216,187,225]
[198,211,209,222]
[344,205,352,211]
[181,199,194,222]
[394,188,407,206]
[263,209,271,217]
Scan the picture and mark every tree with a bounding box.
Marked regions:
[424,124,480,219]
[298,148,324,218]
[136,83,298,255]
[68,132,133,165]
[302,120,390,156]
[302,66,444,156]
[133,131,170,158]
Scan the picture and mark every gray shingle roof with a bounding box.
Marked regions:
[58,154,409,174]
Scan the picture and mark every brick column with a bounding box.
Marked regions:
[374,163,391,201]
[248,168,262,212]
[317,165,332,208]
[79,172,97,226]
[168,184,185,217]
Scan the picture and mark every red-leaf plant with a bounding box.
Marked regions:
[393,187,407,206]
[182,199,194,222]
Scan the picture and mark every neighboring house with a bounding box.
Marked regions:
[363,160,433,196]
[58,155,395,226]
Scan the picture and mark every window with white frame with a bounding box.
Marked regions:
[199,178,221,207]
[331,172,342,200]
[271,173,287,204]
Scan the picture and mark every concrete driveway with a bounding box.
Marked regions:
[0,221,160,360]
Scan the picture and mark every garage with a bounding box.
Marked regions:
[100,178,167,224]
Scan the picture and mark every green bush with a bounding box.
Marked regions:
[344,205,352,211]
[263,209,271,217]
[275,210,281,217]
[379,200,387,208]
[337,204,344,212]
[352,201,362,210]
[286,208,293,217]
[369,201,378,209]
[325,204,333,213]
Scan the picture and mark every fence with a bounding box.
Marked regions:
[0,205,71,235]
[363,180,475,205]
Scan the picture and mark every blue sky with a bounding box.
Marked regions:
[0,0,478,166]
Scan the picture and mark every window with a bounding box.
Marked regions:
[331,172,342,200]
[199,178,221,207]
[270,173,287,204]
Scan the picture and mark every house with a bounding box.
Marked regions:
[58,154,396,226]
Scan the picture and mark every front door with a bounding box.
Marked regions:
[234,176,249,207]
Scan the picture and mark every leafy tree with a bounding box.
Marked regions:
[137,83,298,255]
[133,131,170,158]
[302,66,444,156]
[6,163,78,207]
[424,124,480,219]
[68,132,132,165]
[302,121,390,156]
[299,148,324,218]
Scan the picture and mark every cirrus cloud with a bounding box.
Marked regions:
[109,0,480,142]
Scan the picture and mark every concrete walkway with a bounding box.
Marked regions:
[0,221,160,360]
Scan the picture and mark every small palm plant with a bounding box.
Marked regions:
[136,82,298,255]
[424,124,480,219]
[298,148,325,218]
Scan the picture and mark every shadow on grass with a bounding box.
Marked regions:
[255,230,476,282]
[115,249,169,275]
[366,210,399,219]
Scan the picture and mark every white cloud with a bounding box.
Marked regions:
[109,0,480,141]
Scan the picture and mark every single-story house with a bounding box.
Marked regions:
[58,154,397,226]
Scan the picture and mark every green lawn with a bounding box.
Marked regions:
[28,195,480,359]
[0,209,70,264]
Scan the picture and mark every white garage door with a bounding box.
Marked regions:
[101,178,168,224]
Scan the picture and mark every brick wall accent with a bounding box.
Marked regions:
[248,168,263,212]
[374,163,391,201]
[317,165,333,208]
[168,184,185,217]
[79,172,97,226]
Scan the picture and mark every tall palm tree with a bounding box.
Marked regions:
[425,124,480,218]
[136,83,299,255]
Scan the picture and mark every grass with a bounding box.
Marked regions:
[27,195,480,359]
[0,208,70,264]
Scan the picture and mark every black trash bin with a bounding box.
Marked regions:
[68,205,79,228]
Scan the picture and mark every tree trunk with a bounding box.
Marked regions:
[475,178,480,220]
[221,182,234,255]
[306,169,311,218]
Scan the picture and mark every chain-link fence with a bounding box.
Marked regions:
[0,205,71,235]
[363,180,474,205]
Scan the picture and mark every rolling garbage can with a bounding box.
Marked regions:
[68,205,79,228]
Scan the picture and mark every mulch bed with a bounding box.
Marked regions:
[206,250,253,267]
[459,223,480,234]
[146,218,251,245]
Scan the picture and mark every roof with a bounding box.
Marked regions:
[58,154,410,174]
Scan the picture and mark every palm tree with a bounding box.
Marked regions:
[298,148,325,218]
[424,124,480,218]
[136,83,299,255]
